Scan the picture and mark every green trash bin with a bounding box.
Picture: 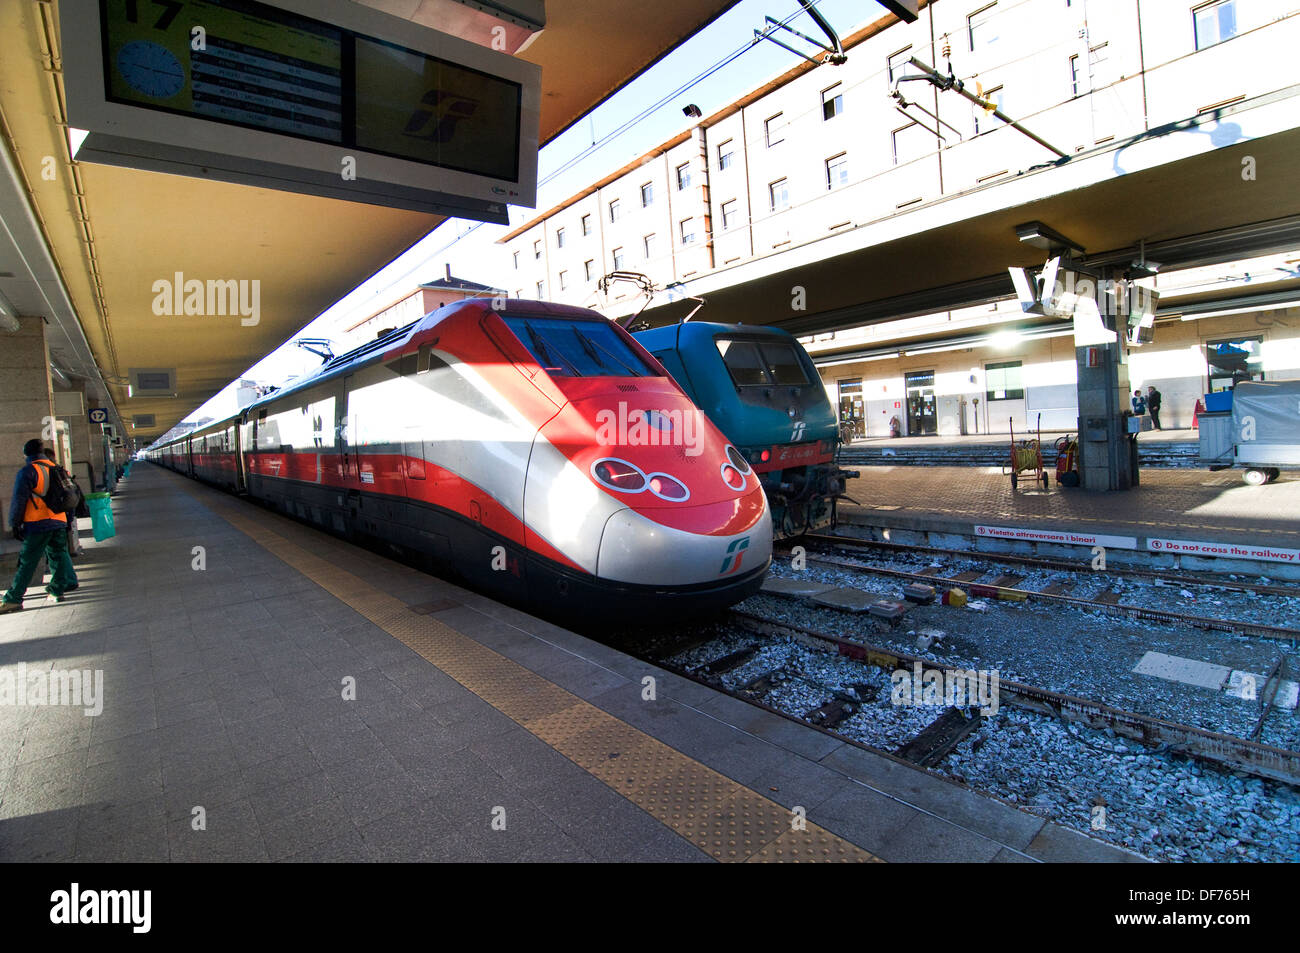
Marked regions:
[86,491,115,541]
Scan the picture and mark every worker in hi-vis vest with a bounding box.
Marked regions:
[2,438,78,613]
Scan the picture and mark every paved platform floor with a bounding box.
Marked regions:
[843,428,1197,448]
[0,464,1142,862]
[842,466,1300,549]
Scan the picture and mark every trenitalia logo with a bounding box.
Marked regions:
[403,90,479,143]
[719,536,750,575]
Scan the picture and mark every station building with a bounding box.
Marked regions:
[498,0,1300,436]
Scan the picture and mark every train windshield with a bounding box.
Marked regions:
[504,315,659,378]
[715,338,810,387]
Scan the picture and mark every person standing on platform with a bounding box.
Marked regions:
[1131,389,1147,416]
[1146,385,1162,430]
[1,439,78,614]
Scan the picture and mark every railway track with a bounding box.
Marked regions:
[780,543,1300,644]
[647,608,1300,790]
[794,532,1300,600]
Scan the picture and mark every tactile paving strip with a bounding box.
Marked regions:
[179,481,878,863]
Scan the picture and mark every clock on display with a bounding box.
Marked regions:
[116,40,185,99]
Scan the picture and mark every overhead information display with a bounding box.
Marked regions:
[104,0,345,142]
[65,0,540,219]
[99,0,521,180]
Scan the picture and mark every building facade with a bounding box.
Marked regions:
[497,0,1299,435]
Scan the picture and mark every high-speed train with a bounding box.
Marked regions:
[148,299,772,618]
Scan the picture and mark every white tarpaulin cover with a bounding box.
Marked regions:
[1231,380,1300,464]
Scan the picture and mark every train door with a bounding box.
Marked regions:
[338,375,359,486]
[234,412,248,492]
[905,370,937,436]
[402,349,428,489]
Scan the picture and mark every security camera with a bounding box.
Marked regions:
[683,104,702,118]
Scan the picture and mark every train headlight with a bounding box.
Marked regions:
[720,463,747,491]
[725,444,752,474]
[647,473,690,502]
[592,458,647,493]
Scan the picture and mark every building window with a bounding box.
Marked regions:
[584,259,595,282]
[558,270,568,291]
[608,199,621,223]
[1069,54,1081,97]
[768,178,789,212]
[718,139,735,170]
[1206,336,1263,392]
[512,251,520,270]
[968,2,999,52]
[640,182,654,207]
[536,280,545,297]
[765,113,785,147]
[556,227,566,249]
[887,46,913,86]
[892,122,930,164]
[985,360,1024,401]
[1194,0,1237,50]
[612,247,624,270]
[825,153,848,190]
[643,234,656,260]
[675,163,691,191]
[973,85,1003,134]
[679,218,696,245]
[720,199,738,230]
[581,213,593,236]
[822,84,843,120]
[533,240,542,259]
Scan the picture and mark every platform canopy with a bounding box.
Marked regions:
[0,0,752,442]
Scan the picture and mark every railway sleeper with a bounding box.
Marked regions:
[804,697,858,730]
[896,706,983,768]
[739,669,785,697]
[694,646,759,677]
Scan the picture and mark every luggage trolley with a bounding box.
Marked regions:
[1007,414,1050,489]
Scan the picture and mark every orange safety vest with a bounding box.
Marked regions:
[23,460,68,525]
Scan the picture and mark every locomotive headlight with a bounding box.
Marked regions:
[720,463,747,491]
[725,445,752,474]
[592,458,648,493]
[647,473,690,502]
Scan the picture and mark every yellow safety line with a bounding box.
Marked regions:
[173,476,878,863]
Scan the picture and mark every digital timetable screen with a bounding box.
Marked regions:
[99,0,523,181]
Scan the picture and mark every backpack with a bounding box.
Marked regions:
[33,461,83,515]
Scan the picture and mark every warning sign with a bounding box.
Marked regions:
[1147,538,1300,564]
[974,525,1137,549]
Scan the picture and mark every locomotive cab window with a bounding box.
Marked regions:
[715,338,811,387]
[503,315,659,378]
